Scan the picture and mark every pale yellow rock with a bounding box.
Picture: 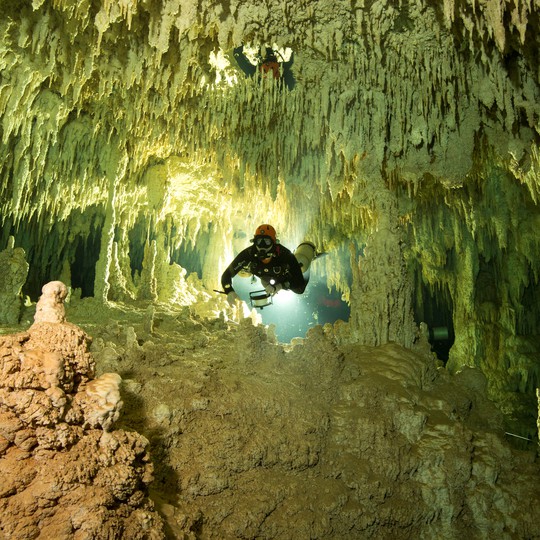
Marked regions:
[83,372,124,431]
[33,281,68,324]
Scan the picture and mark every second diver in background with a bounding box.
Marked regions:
[233,45,296,90]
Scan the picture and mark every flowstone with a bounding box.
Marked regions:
[81,301,540,539]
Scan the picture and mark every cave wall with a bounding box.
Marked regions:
[402,144,540,429]
[0,1,539,416]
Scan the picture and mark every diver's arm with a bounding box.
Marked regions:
[221,248,252,293]
[233,45,257,77]
[281,52,296,90]
[282,51,294,69]
[282,250,307,293]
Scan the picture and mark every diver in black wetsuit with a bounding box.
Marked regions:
[221,224,315,306]
[233,45,296,90]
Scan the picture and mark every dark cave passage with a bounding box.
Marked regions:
[414,279,455,362]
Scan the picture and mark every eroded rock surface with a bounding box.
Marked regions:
[2,281,540,539]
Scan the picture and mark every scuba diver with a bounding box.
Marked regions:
[221,224,317,307]
[233,45,296,90]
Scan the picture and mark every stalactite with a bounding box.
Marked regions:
[400,142,540,424]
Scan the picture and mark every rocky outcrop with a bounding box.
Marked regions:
[0,281,165,539]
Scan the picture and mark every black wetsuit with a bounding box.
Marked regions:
[221,244,307,294]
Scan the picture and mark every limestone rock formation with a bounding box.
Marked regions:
[33,280,69,324]
[0,0,538,434]
[0,282,165,539]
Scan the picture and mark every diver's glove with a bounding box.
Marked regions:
[264,283,283,296]
[227,291,241,306]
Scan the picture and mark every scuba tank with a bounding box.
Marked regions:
[294,242,317,273]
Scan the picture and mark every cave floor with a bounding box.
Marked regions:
[4,296,540,539]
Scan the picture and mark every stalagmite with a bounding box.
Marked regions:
[0,281,165,538]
